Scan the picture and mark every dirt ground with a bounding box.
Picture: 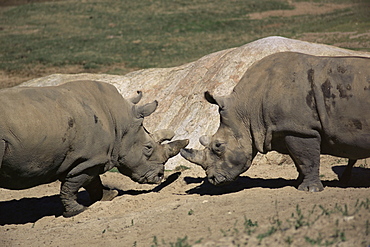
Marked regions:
[1,156,370,246]
[1,1,370,246]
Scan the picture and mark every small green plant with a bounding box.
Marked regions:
[174,165,191,172]
[257,226,277,243]
[109,167,119,173]
[169,236,192,247]
[290,204,310,229]
[334,203,349,216]
[187,209,194,215]
[151,236,159,247]
[285,236,293,245]
[243,216,259,235]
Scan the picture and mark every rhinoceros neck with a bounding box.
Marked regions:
[106,99,134,163]
[225,90,265,154]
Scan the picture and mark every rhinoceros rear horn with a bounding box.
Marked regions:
[199,135,211,147]
[151,129,175,143]
[129,91,143,104]
[133,100,158,118]
[165,139,189,158]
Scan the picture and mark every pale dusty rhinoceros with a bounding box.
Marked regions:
[0,80,188,217]
[181,52,370,192]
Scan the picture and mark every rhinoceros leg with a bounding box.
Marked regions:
[0,140,5,169]
[339,159,356,184]
[60,173,88,218]
[83,175,118,202]
[285,135,324,192]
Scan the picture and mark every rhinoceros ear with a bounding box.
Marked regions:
[204,91,226,109]
[151,129,175,143]
[133,100,158,119]
[129,91,143,104]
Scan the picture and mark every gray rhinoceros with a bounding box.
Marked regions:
[181,52,370,192]
[0,80,188,217]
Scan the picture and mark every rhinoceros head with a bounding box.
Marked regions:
[117,92,189,184]
[181,91,256,185]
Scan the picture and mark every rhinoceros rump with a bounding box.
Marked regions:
[0,80,188,217]
[181,52,370,192]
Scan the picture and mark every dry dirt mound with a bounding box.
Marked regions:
[23,36,370,170]
[1,37,370,246]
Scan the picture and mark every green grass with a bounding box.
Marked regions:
[0,0,369,75]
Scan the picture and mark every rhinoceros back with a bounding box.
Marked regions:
[0,81,126,189]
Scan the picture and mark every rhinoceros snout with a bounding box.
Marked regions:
[139,170,164,184]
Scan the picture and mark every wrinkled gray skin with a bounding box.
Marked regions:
[181,52,370,192]
[0,81,188,217]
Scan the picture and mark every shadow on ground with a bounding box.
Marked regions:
[1,168,368,225]
[185,165,370,196]
[0,172,182,225]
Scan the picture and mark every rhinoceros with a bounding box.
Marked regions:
[181,52,370,192]
[0,80,188,217]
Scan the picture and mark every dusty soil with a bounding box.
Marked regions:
[1,157,370,246]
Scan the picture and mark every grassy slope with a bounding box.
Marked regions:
[0,0,369,75]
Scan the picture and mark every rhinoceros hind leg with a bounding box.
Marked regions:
[101,188,119,201]
[339,159,356,184]
[285,135,324,192]
[0,140,6,169]
[83,175,118,202]
[83,175,104,202]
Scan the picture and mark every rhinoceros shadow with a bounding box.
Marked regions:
[184,176,296,195]
[329,165,370,188]
[185,165,370,196]
[0,191,91,225]
[0,172,181,225]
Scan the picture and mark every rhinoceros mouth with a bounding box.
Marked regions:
[207,172,235,186]
[137,169,164,184]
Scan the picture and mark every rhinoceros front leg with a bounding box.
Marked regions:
[285,135,324,192]
[60,173,89,217]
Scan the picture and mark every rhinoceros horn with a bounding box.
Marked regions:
[129,91,143,104]
[166,139,190,158]
[180,148,206,169]
[199,135,211,147]
[151,129,175,143]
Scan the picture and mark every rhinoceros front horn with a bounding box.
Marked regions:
[165,139,189,158]
[180,148,206,169]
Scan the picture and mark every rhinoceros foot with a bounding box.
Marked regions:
[101,189,119,201]
[297,180,324,192]
[63,204,87,218]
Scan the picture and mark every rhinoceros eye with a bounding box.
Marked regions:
[143,143,154,156]
[212,141,225,156]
